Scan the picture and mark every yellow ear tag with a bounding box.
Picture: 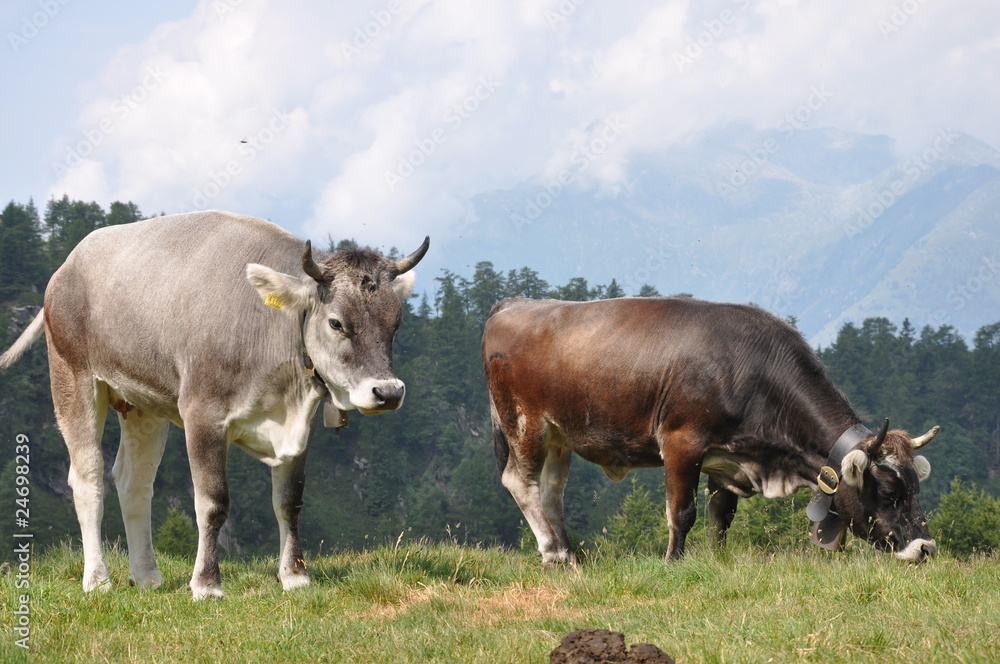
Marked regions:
[264,292,285,310]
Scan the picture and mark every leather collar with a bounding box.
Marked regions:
[807,423,871,550]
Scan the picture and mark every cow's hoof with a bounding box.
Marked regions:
[280,573,311,591]
[130,571,164,590]
[190,584,225,601]
[83,569,112,593]
[541,551,578,568]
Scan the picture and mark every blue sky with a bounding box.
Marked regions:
[3,0,998,257]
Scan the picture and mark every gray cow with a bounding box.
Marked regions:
[0,210,428,599]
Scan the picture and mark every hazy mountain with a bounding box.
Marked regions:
[424,126,1000,346]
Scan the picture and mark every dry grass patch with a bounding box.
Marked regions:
[474,582,579,625]
[353,580,580,625]
[354,582,443,619]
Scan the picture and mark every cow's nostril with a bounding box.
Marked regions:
[372,384,404,409]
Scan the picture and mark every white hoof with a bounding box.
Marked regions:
[83,567,112,593]
[280,572,311,591]
[190,583,225,601]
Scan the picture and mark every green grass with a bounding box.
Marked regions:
[3,540,998,663]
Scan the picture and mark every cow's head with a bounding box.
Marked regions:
[836,423,939,562]
[246,236,429,414]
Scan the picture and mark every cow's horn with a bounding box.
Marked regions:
[301,240,328,283]
[911,425,940,450]
[867,418,890,457]
[394,236,430,276]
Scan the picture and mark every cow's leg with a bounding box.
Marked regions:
[661,433,704,560]
[500,428,574,566]
[112,411,169,588]
[489,380,574,566]
[502,464,574,565]
[706,477,739,550]
[272,451,310,591]
[183,418,230,600]
[49,351,110,592]
[538,444,575,565]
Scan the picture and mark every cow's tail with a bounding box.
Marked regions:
[489,398,510,477]
[0,309,45,371]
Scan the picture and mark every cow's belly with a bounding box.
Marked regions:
[702,451,808,499]
[549,422,663,480]
[100,378,183,427]
[571,436,664,469]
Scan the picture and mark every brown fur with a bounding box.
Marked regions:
[483,297,937,563]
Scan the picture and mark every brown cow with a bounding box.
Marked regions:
[482,297,939,564]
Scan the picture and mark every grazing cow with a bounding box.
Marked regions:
[482,297,939,564]
[0,211,428,598]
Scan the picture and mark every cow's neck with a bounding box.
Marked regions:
[298,312,349,430]
[299,311,329,393]
[768,380,864,472]
[798,392,861,477]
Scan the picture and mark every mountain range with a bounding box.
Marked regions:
[423,125,1000,347]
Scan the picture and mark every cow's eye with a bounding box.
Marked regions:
[329,318,344,332]
[879,485,899,502]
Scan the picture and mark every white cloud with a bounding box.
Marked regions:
[41,0,1000,248]
[49,159,110,204]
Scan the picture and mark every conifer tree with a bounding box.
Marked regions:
[505,267,549,299]
[556,277,591,301]
[467,261,505,331]
[601,278,625,299]
[0,200,46,301]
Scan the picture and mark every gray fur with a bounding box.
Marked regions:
[1,210,427,598]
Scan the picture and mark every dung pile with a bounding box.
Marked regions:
[549,629,674,663]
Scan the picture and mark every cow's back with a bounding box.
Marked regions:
[44,211,305,420]
[483,297,825,449]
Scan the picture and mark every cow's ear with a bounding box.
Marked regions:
[841,449,869,488]
[913,455,931,481]
[391,270,416,300]
[246,264,316,311]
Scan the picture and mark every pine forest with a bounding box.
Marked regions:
[1,198,998,559]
